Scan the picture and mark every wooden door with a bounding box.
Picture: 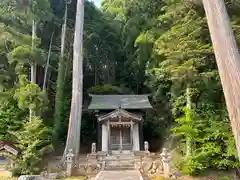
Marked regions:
[110,127,120,150]
[122,127,131,150]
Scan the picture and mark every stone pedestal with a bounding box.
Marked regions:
[160,148,171,178]
[65,149,75,177]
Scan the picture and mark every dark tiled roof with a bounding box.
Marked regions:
[88,94,152,110]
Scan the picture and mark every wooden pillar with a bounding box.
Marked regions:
[118,113,122,151]
[139,121,144,150]
[101,123,108,151]
[131,120,133,152]
[97,122,101,151]
[107,120,111,154]
[120,127,122,151]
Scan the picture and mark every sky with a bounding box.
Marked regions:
[91,0,101,7]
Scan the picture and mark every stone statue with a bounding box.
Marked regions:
[91,143,96,154]
[144,141,149,152]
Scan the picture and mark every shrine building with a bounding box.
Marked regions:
[88,94,152,153]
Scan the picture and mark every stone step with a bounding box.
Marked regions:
[104,167,135,170]
[111,151,133,155]
[104,165,135,169]
[101,154,135,170]
[104,155,135,161]
[105,159,135,164]
[105,160,135,164]
[105,160,134,165]
[104,161,135,170]
[95,170,143,180]
[105,158,134,162]
[104,164,135,170]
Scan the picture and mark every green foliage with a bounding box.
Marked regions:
[8,45,46,66]
[143,0,240,175]
[87,84,132,94]
[81,112,97,147]
[0,92,24,140]
[14,75,48,111]
[1,0,240,176]
[180,156,207,175]
[51,0,124,144]
[0,0,52,28]
[11,116,53,175]
[172,107,198,138]
[171,105,240,175]
[101,3,240,172]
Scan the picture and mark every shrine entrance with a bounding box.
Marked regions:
[96,108,143,153]
[110,126,131,151]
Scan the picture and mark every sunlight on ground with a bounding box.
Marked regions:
[0,171,12,177]
[0,177,16,180]
[151,177,170,180]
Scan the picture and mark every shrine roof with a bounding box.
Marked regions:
[88,94,152,110]
[0,140,20,155]
[98,108,142,121]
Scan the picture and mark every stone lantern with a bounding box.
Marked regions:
[65,149,75,177]
[160,148,171,178]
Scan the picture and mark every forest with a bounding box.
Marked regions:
[1,0,240,177]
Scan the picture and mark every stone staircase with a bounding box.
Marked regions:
[95,170,143,180]
[101,153,135,170]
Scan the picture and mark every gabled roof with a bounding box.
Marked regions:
[0,140,20,156]
[88,94,152,110]
[98,108,142,122]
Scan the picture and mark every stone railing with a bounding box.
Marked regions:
[64,142,173,178]
[134,151,163,175]
[134,145,172,178]
[76,143,102,176]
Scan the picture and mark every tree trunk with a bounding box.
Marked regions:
[31,20,37,84]
[43,31,54,91]
[185,86,192,158]
[53,3,68,144]
[64,51,71,83]
[30,20,37,122]
[64,0,84,162]
[94,63,98,86]
[202,0,240,159]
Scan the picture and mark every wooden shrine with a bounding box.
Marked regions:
[88,94,152,153]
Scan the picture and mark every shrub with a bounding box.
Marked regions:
[11,116,53,175]
[180,156,207,175]
[87,84,131,94]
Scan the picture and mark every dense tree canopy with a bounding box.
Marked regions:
[1,0,240,176]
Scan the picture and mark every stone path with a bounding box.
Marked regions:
[95,170,143,180]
